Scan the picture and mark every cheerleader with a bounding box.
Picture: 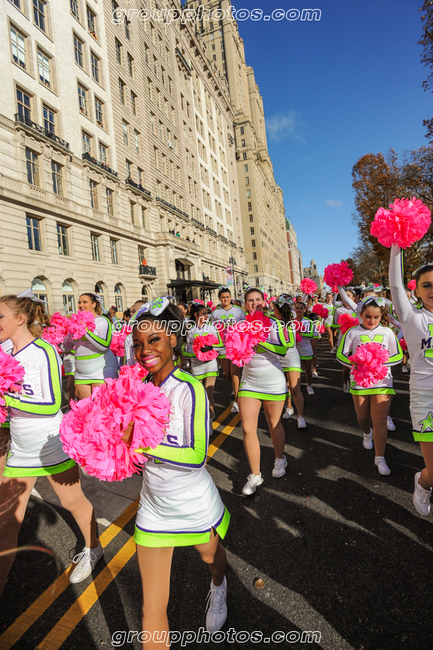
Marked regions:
[128,299,229,643]
[183,302,223,421]
[211,288,245,413]
[389,245,433,514]
[293,301,316,396]
[64,293,117,399]
[336,297,402,475]
[323,293,335,351]
[237,289,289,495]
[273,297,306,428]
[0,293,102,596]
[333,288,358,392]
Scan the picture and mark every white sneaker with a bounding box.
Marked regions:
[69,541,103,584]
[413,472,432,516]
[306,386,315,396]
[402,365,409,373]
[374,456,391,476]
[206,576,227,632]
[242,473,264,495]
[282,407,294,420]
[342,382,350,394]
[297,416,307,429]
[230,401,239,414]
[387,416,396,431]
[363,429,373,450]
[312,371,319,378]
[331,346,336,353]
[272,456,287,478]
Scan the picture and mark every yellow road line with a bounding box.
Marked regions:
[0,498,138,649]
[37,537,136,650]
[208,413,240,461]
[212,404,233,430]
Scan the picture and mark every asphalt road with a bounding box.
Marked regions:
[1,341,433,650]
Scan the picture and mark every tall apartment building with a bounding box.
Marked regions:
[0,0,247,314]
[285,218,301,291]
[303,259,323,293]
[186,0,293,296]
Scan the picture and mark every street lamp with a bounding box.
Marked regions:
[228,255,237,299]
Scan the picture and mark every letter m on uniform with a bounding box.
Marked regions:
[422,324,433,358]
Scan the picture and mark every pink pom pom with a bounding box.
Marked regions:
[370,197,431,249]
[60,363,169,482]
[318,324,326,334]
[300,278,317,295]
[312,304,329,319]
[225,329,256,367]
[0,349,25,422]
[296,332,302,343]
[408,279,416,291]
[323,262,354,288]
[110,325,132,357]
[192,334,219,361]
[332,285,338,293]
[400,338,408,352]
[245,311,271,346]
[338,313,359,334]
[349,342,390,388]
[42,312,70,353]
[69,311,96,340]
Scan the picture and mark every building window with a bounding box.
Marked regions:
[134,130,140,153]
[95,282,105,305]
[78,84,88,115]
[246,189,251,198]
[240,127,245,135]
[110,239,118,264]
[150,113,155,134]
[115,39,122,64]
[99,142,107,164]
[131,91,137,115]
[114,284,123,310]
[119,78,125,103]
[248,201,252,211]
[245,177,249,186]
[43,105,55,133]
[10,26,26,70]
[106,188,114,215]
[251,239,256,247]
[25,149,39,186]
[90,234,100,261]
[38,50,51,87]
[126,159,132,179]
[91,52,100,82]
[241,139,246,147]
[89,179,98,209]
[57,223,70,256]
[95,98,103,127]
[124,19,130,40]
[82,131,92,154]
[62,280,76,315]
[32,277,48,304]
[243,152,247,160]
[137,168,143,185]
[16,88,31,119]
[130,201,135,224]
[70,0,79,20]
[254,265,258,272]
[122,120,128,144]
[253,252,257,260]
[249,215,254,222]
[144,44,148,65]
[74,35,84,67]
[87,6,97,38]
[244,164,248,172]
[9,0,22,7]
[51,162,63,195]
[26,217,42,250]
[33,0,46,33]
[127,53,133,76]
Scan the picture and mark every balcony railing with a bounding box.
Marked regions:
[126,177,151,197]
[218,234,228,242]
[175,47,192,74]
[156,196,189,220]
[15,113,70,150]
[82,152,118,178]
[139,264,157,276]
[205,226,217,236]
[191,217,205,229]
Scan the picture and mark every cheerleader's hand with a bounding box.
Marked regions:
[121,421,134,448]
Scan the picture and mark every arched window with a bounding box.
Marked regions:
[31,277,48,309]
[94,282,106,308]
[114,284,123,312]
[141,286,149,301]
[62,280,76,315]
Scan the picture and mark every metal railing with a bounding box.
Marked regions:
[82,152,118,177]
[15,113,70,150]
[156,196,189,220]
[139,264,157,276]
[126,177,151,197]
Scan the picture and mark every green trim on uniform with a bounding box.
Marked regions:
[336,330,352,367]
[283,366,302,373]
[3,458,76,477]
[413,430,433,442]
[238,389,287,401]
[181,343,195,358]
[349,387,395,396]
[75,352,104,361]
[218,353,227,359]
[85,316,112,348]
[194,371,218,380]
[299,354,313,361]
[0,423,10,429]
[134,506,230,548]
[74,379,105,385]
[64,372,74,377]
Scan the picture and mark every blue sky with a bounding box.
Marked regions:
[233,0,432,275]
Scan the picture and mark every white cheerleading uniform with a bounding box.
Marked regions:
[238,318,288,401]
[65,315,117,384]
[295,318,315,360]
[389,245,433,441]
[336,324,403,395]
[134,368,229,547]
[280,327,300,372]
[183,322,223,380]
[322,304,334,327]
[211,305,245,359]
[3,338,75,477]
